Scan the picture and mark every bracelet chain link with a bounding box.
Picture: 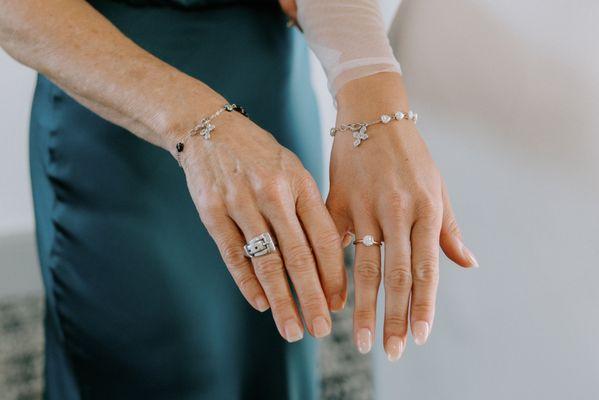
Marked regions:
[330,110,418,147]
[175,103,248,166]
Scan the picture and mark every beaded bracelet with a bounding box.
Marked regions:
[175,103,248,166]
[329,110,418,148]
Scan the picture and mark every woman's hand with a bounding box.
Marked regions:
[178,110,346,343]
[279,0,298,21]
[327,73,478,360]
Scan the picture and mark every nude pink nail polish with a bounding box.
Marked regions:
[284,320,303,343]
[386,336,404,362]
[254,296,269,312]
[412,321,430,345]
[356,328,372,354]
[312,316,331,338]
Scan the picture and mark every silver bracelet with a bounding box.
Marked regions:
[329,110,418,148]
[175,103,248,166]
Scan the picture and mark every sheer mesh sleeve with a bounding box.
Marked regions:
[296,0,401,97]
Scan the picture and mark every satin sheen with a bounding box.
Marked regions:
[29,1,322,399]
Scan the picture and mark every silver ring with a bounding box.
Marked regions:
[353,234,383,247]
[244,232,277,258]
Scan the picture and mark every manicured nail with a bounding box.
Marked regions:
[342,233,354,248]
[254,295,269,312]
[412,321,430,345]
[284,319,304,343]
[356,328,373,354]
[460,242,479,267]
[330,293,346,312]
[312,316,331,338]
[386,336,404,362]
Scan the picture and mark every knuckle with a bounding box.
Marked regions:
[385,315,409,330]
[224,187,248,210]
[384,267,412,292]
[296,170,318,191]
[300,292,326,312]
[312,231,342,254]
[354,309,375,322]
[198,198,226,224]
[254,256,283,280]
[445,217,461,236]
[259,175,289,204]
[268,295,294,312]
[236,273,258,294]
[284,244,315,271]
[386,190,411,217]
[295,173,323,212]
[355,259,381,284]
[221,242,246,269]
[416,195,442,219]
[413,260,439,284]
[411,302,435,315]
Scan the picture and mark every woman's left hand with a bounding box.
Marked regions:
[327,73,479,361]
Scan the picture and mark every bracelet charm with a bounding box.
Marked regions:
[330,110,418,148]
[175,103,248,166]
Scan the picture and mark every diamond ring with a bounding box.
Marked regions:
[244,233,277,258]
[353,235,383,247]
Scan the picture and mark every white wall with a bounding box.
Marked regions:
[0,50,36,236]
[376,1,599,400]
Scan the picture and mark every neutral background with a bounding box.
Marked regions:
[1,1,598,399]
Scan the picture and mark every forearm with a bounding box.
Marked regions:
[336,72,410,122]
[0,0,225,149]
[296,0,401,97]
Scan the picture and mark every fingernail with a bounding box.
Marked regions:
[412,321,430,345]
[342,233,353,248]
[284,319,304,343]
[254,296,269,312]
[312,316,331,338]
[386,336,404,362]
[460,242,479,267]
[330,293,346,312]
[356,328,373,354]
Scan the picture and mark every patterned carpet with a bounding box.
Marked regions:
[0,260,372,399]
[0,296,44,400]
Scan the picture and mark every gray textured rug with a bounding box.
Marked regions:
[0,266,372,399]
[0,296,44,400]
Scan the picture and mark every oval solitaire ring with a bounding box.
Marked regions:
[353,235,383,247]
[244,232,277,258]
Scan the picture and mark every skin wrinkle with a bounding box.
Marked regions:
[3,0,481,358]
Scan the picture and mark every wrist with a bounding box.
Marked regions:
[152,78,228,151]
[335,72,410,123]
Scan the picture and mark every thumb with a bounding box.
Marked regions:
[439,180,479,268]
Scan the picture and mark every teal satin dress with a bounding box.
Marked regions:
[29,1,323,398]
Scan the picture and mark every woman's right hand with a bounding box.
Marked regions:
[177,109,347,342]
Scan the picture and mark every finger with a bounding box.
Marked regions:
[439,180,479,268]
[410,204,442,346]
[279,0,298,20]
[203,209,270,313]
[296,174,347,312]
[226,191,304,343]
[352,217,383,354]
[326,192,353,240]
[380,206,412,362]
[259,180,332,339]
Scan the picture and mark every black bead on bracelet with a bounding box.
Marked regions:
[174,103,248,165]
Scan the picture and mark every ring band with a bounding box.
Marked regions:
[353,234,383,247]
[244,233,277,258]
